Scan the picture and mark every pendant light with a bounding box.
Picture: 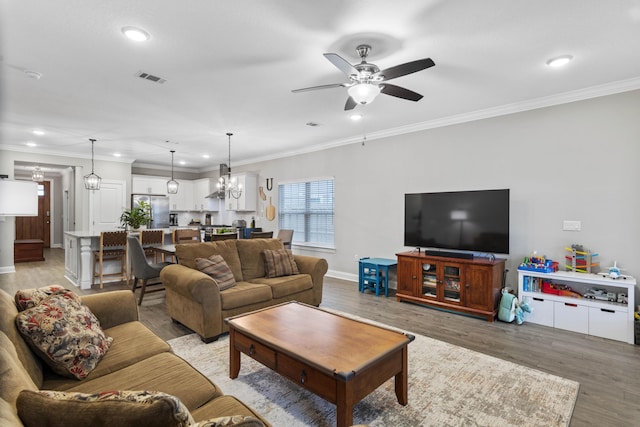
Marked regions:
[216,132,242,199]
[31,166,44,182]
[83,138,101,190]
[167,150,179,194]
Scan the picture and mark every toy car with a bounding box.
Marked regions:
[617,293,628,304]
[584,288,617,302]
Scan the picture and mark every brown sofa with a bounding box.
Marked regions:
[0,289,269,426]
[160,238,328,343]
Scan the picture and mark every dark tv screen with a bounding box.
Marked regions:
[404,189,510,254]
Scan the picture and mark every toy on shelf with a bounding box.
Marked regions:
[599,261,634,280]
[564,244,599,273]
[517,252,558,273]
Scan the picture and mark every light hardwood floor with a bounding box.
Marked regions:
[2,248,639,426]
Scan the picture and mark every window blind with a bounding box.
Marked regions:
[278,178,334,248]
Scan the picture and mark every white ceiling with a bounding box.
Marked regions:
[2,0,640,172]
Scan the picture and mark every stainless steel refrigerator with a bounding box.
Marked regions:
[131,194,170,229]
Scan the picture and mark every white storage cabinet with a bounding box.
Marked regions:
[518,270,636,344]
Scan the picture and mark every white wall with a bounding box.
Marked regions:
[236,90,640,290]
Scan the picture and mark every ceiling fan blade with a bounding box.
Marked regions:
[380,83,423,101]
[324,53,359,76]
[292,83,345,93]
[377,58,435,81]
[344,96,357,110]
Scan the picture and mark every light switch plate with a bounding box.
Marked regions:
[563,220,581,231]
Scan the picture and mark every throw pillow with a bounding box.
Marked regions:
[194,415,265,427]
[263,249,299,278]
[15,292,113,379]
[17,389,194,427]
[15,285,66,311]
[195,255,236,291]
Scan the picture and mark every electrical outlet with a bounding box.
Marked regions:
[563,220,581,231]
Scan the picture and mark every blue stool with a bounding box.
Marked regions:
[358,257,397,297]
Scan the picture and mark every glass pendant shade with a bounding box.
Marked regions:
[31,167,44,182]
[167,150,179,194]
[347,83,381,104]
[84,139,101,190]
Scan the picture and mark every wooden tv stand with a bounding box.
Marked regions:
[396,251,506,321]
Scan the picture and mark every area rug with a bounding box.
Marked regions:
[169,317,578,427]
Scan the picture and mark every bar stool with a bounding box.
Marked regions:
[139,229,164,263]
[92,231,128,289]
[173,229,201,244]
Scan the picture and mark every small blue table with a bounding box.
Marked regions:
[358,258,397,297]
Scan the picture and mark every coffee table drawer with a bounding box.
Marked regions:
[277,353,337,402]
[234,333,276,370]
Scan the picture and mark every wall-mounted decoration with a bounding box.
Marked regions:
[266,196,276,221]
[258,186,267,201]
[266,178,273,191]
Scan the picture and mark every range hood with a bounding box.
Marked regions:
[205,164,227,199]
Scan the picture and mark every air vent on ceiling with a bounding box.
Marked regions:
[135,71,166,84]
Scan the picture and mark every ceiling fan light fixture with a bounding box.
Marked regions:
[546,55,573,68]
[348,83,381,105]
[122,26,150,42]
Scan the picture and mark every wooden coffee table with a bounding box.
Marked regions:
[226,301,414,427]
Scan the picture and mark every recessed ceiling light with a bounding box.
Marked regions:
[179,160,186,165]
[121,26,150,42]
[202,154,210,159]
[26,142,37,147]
[546,55,573,68]
[32,129,45,136]
[113,153,121,157]
[350,114,363,121]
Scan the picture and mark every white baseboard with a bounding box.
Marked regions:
[0,266,16,275]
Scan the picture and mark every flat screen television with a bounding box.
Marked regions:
[404,189,510,255]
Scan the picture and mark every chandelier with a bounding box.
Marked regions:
[83,138,101,190]
[217,132,242,199]
[166,150,179,194]
[31,166,44,182]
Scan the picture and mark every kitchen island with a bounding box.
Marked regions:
[63,228,194,289]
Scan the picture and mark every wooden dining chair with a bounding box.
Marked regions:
[276,229,294,249]
[250,231,274,239]
[92,230,128,289]
[210,232,238,241]
[173,229,201,244]
[139,229,164,262]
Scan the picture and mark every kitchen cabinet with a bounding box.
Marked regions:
[226,173,257,211]
[169,179,194,211]
[396,252,505,321]
[132,175,168,195]
[193,178,213,211]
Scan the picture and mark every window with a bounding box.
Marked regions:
[278,178,334,248]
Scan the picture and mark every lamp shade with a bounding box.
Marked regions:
[347,83,381,105]
[0,180,39,216]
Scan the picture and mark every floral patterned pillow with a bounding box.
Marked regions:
[15,292,113,379]
[15,285,66,311]
[17,390,195,427]
[194,415,264,427]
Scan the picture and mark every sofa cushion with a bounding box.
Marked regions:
[190,395,267,426]
[249,274,313,299]
[220,282,272,310]
[55,352,222,411]
[15,285,66,311]
[195,255,237,291]
[17,389,194,427]
[176,241,244,282]
[262,249,299,278]
[15,291,113,380]
[0,290,43,387]
[0,331,39,407]
[236,239,284,280]
[0,397,23,427]
[195,415,265,427]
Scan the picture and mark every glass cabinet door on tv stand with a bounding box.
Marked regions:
[422,261,462,304]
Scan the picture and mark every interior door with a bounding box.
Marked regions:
[89,180,126,233]
[15,181,51,247]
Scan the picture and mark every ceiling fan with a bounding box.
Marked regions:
[292,44,435,110]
